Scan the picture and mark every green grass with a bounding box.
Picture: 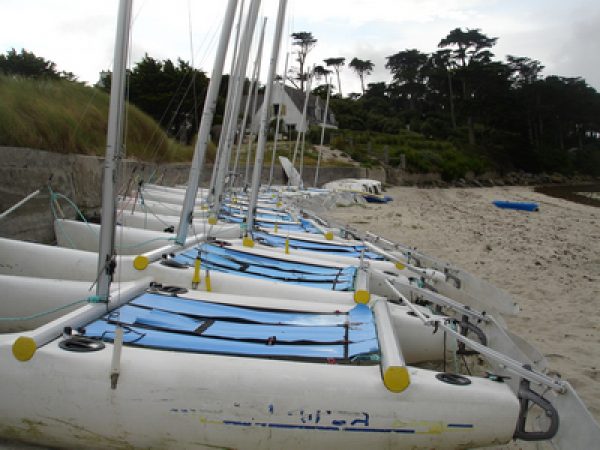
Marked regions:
[329,128,490,178]
[232,140,355,168]
[0,75,209,163]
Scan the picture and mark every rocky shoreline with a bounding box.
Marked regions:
[396,171,600,189]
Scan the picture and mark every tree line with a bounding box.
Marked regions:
[3,30,600,177]
[292,29,600,175]
[0,48,77,81]
[96,55,212,145]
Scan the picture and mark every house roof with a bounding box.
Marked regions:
[251,84,337,128]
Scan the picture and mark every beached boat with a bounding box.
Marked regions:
[323,178,393,203]
[1,229,589,448]
[118,196,205,218]
[1,285,523,449]
[55,190,522,320]
[11,216,512,332]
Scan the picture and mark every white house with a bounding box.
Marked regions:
[248,84,337,135]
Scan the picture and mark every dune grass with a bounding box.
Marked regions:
[0,76,208,163]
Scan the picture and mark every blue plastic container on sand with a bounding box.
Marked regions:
[492,200,539,212]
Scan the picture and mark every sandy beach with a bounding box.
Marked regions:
[327,185,600,446]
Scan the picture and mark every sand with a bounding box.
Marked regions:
[327,185,600,447]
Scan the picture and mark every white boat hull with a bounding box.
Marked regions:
[138,188,205,206]
[0,334,519,449]
[0,238,444,362]
[55,219,181,254]
[119,196,208,218]
[117,210,241,237]
[0,275,142,333]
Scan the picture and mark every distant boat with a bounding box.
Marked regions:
[323,178,393,203]
[492,200,539,212]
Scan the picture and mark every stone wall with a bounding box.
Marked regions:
[385,168,443,186]
[0,147,385,243]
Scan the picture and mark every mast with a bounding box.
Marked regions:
[245,0,288,239]
[231,17,267,189]
[314,78,331,187]
[175,0,239,244]
[243,29,267,188]
[268,52,289,186]
[208,0,245,200]
[96,0,133,301]
[298,69,314,185]
[290,66,313,177]
[209,0,261,227]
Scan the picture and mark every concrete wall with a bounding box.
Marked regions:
[385,167,443,186]
[0,147,385,243]
[0,147,195,243]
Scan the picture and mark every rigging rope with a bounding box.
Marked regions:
[50,187,176,250]
[0,298,87,322]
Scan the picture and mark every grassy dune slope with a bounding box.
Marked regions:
[0,76,202,163]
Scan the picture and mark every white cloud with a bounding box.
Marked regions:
[0,0,598,91]
[289,0,486,26]
[286,0,600,92]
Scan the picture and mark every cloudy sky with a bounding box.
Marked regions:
[2,0,599,94]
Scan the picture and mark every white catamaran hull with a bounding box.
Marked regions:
[0,335,519,450]
[137,187,206,206]
[55,219,181,254]
[246,229,520,316]
[54,219,239,255]
[0,238,445,363]
[0,275,142,333]
[117,210,242,236]
[118,197,208,219]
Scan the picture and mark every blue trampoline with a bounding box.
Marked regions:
[82,292,379,362]
[220,205,294,222]
[254,231,384,260]
[170,243,358,291]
